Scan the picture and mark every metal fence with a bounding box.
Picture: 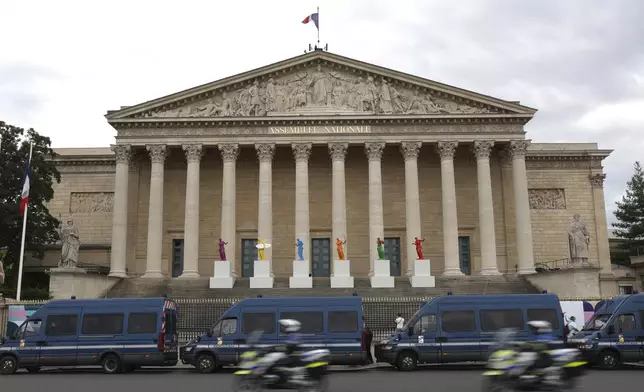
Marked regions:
[1,296,610,343]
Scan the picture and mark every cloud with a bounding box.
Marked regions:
[1,0,643,225]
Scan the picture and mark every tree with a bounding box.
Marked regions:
[612,161,644,265]
[0,121,61,298]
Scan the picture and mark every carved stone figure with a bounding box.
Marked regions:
[71,192,115,213]
[265,79,277,112]
[376,237,385,260]
[568,214,590,265]
[57,217,81,268]
[335,238,346,260]
[218,238,228,261]
[379,78,393,114]
[295,239,304,261]
[0,246,7,285]
[413,237,425,260]
[529,189,566,210]
[308,64,331,106]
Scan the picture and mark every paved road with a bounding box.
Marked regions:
[1,365,641,392]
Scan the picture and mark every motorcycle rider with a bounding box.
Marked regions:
[272,319,306,381]
[520,320,556,378]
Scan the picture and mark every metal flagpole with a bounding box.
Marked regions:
[317,6,320,45]
[16,142,34,301]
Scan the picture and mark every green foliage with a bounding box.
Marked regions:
[0,121,61,292]
[612,161,644,262]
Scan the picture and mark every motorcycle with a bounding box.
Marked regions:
[482,329,587,391]
[233,330,330,392]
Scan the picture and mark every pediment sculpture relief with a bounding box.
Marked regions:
[142,65,494,118]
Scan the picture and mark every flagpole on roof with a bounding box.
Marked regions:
[16,141,34,301]
[317,6,320,46]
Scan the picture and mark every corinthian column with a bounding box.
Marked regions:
[437,141,462,276]
[401,142,423,275]
[292,143,312,262]
[329,143,349,262]
[109,144,131,278]
[256,143,276,268]
[143,144,168,278]
[219,143,239,275]
[180,144,203,278]
[365,142,386,273]
[473,141,500,275]
[509,139,535,274]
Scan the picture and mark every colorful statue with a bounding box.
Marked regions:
[295,238,304,261]
[376,237,385,260]
[335,237,346,260]
[413,237,425,260]
[257,238,266,261]
[218,238,228,261]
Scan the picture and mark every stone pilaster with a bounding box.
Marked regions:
[437,141,462,276]
[179,144,203,278]
[400,141,423,275]
[143,144,168,278]
[509,139,535,274]
[473,141,500,275]
[109,144,131,278]
[365,142,386,273]
[219,143,239,275]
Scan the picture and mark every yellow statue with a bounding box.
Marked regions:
[257,238,266,261]
[335,238,346,260]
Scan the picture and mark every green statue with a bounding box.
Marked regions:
[376,238,385,260]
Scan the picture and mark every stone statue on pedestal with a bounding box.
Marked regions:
[295,239,304,261]
[57,217,81,268]
[336,238,346,260]
[0,246,7,285]
[218,238,228,261]
[376,238,385,260]
[568,214,590,265]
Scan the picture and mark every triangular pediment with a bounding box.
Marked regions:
[106,51,536,121]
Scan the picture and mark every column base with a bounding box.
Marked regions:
[442,267,464,276]
[331,260,354,288]
[108,270,127,278]
[142,271,164,279]
[250,260,274,288]
[518,265,537,275]
[178,271,200,279]
[290,260,312,288]
[370,259,394,288]
[410,259,435,288]
[210,260,236,288]
[480,267,501,276]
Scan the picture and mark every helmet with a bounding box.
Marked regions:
[528,320,552,334]
[279,319,301,333]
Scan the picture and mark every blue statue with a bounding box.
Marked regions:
[295,238,304,261]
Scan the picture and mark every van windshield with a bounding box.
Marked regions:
[403,309,422,330]
[583,313,611,331]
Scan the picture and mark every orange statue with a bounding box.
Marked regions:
[336,237,346,260]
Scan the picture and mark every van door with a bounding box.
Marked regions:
[239,307,278,353]
[77,308,126,366]
[326,307,363,364]
[613,313,640,362]
[211,317,240,365]
[410,314,439,364]
[14,319,44,368]
[279,308,325,349]
[478,308,527,359]
[437,306,480,363]
[41,312,81,367]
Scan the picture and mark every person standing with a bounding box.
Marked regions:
[364,324,374,365]
[395,313,405,332]
[565,314,579,339]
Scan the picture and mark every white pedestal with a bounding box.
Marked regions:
[289,260,312,288]
[410,259,436,288]
[370,259,395,288]
[330,259,354,288]
[209,260,236,289]
[250,260,274,288]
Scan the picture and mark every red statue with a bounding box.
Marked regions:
[413,237,425,260]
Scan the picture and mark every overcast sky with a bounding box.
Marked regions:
[1,0,643,224]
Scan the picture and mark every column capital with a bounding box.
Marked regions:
[590,173,606,188]
[473,140,494,160]
[111,144,132,164]
[255,143,276,162]
[508,139,531,159]
[219,143,240,163]
[365,142,386,161]
[328,143,348,161]
[146,144,168,164]
[182,144,204,163]
[437,141,458,159]
[292,143,312,162]
[400,141,422,160]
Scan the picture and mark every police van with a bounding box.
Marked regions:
[569,293,644,369]
[0,297,178,375]
[374,294,565,371]
[180,296,368,373]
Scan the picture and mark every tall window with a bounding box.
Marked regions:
[172,239,184,278]
[384,237,401,276]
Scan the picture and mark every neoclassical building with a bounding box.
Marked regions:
[41,50,615,291]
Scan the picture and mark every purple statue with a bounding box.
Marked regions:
[218,238,228,261]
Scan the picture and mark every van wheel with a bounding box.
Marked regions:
[196,354,216,374]
[396,351,418,371]
[101,354,122,374]
[0,356,18,375]
[598,350,620,370]
[26,367,41,373]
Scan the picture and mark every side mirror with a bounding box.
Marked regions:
[206,330,213,338]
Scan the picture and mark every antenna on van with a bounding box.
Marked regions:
[542,291,548,294]
[71,296,76,300]
[447,291,453,296]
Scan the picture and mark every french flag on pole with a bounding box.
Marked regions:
[302,13,319,29]
[20,156,31,216]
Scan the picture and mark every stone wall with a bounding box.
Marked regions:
[525,268,602,298]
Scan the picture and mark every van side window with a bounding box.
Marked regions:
[18,320,42,339]
[413,315,437,335]
[616,314,636,333]
[128,313,158,334]
[45,315,78,336]
[480,310,524,332]
[441,311,476,332]
[242,313,276,334]
[280,312,323,334]
[81,314,124,335]
[527,309,559,329]
[328,311,358,332]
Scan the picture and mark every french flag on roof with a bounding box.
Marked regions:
[302,13,319,29]
[20,155,31,216]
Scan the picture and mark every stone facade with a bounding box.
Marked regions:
[40,51,614,290]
